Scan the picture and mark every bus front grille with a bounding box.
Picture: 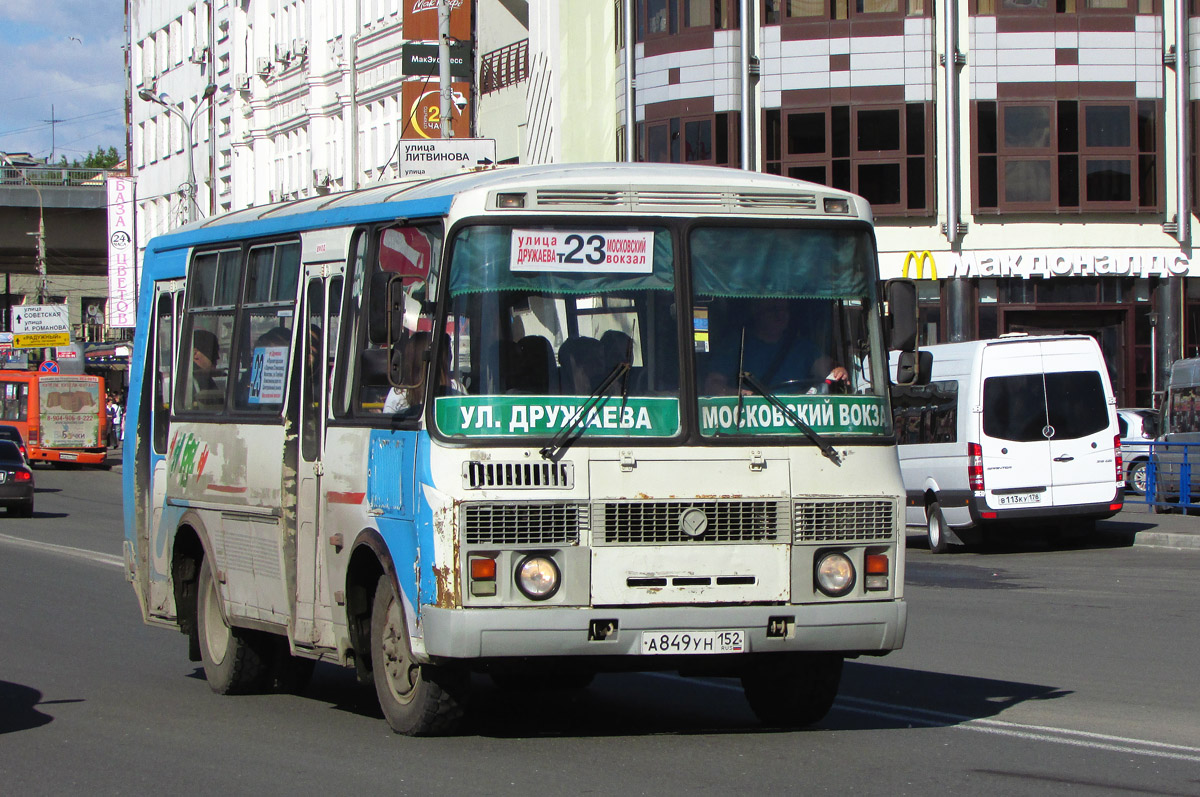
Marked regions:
[462,460,574,490]
[793,499,895,543]
[596,500,789,544]
[462,502,585,546]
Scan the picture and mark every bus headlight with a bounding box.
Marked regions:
[815,552,856,597]
[515,555,560,600]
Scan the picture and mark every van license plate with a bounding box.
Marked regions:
[996,492,1042,506]
[641,630,745,655]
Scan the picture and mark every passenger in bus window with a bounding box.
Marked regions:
[382,332,461,416]
[192,329,220,397]
[705,298,847,395]
[558,336,605,394]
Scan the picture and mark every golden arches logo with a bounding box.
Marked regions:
[902,250,937,280]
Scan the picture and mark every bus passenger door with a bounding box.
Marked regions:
[294,273,340,647]
[147,282,184,616]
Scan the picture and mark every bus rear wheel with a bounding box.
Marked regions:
[197,557,268,694]
[370,574,467,736]
[741,653,843,727]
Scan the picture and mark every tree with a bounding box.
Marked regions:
[56,146,121,169]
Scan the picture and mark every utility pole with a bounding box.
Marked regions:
[439,0,453,139]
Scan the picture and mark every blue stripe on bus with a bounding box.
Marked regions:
[144,195,454,254]
[367,428,436,613]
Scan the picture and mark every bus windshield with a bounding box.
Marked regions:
[437,224,681,439]
[691,225,891,438]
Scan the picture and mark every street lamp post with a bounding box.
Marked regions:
[137,83,217,223]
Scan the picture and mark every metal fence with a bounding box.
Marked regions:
[1,165,113,187]
[1130,439,1200,512]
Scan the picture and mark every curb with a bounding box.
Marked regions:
[1132,531,1200,550]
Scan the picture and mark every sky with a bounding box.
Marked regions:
[0,0,127,164]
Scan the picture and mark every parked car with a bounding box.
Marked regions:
[1117,408,1157,494]
[0,439,34,516]
[0,424,28,463]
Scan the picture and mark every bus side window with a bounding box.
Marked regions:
[233,242,301,413]
[180,248,240,412]
[152,292,175,454]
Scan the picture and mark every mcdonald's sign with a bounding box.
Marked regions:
[902,250,937,280]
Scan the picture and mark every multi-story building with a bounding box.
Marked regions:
[128,0,1200,405]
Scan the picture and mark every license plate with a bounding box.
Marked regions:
[640,629,745,655]
[996,492,1042,506]
[59,453,77,461]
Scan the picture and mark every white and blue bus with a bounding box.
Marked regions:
[123,163,913,735]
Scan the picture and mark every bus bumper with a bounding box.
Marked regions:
[418,599,906,660]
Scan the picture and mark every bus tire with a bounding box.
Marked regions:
[197,557,269,695]
[370,574,466,736]
[741,653,843,727]
[926,501,950,554]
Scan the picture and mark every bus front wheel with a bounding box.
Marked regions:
[741,653,843,727]
[197,557,268,694]
[370,574,467,736]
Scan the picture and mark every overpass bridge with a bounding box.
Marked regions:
[0,165,112,280]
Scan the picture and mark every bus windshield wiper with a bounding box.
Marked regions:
[740,371,842,466]
[539,361,631,462]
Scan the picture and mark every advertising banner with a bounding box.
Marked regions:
[38,377,101,448]
[402,80,470,139]
[106,176,137,327]
[402,0,471,42]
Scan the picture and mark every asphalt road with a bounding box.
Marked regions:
[2,463,1199,795]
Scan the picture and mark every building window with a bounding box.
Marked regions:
[974,0,1155,13]
[637,0,739,40]
[764,103,931,216]
[764,0,925,21]
[976,100,1159,213]
[640,113,739,166]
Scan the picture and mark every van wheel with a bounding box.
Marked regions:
[370,574,467,735]
[926,502,950,554]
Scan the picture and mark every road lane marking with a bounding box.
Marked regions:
[0,532,123,569]
[651,673,1200,763]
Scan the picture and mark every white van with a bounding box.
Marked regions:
[891,334,1123,552]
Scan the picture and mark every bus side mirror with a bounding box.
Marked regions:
[360,347,390,387]
[894,350,933,386]
[885,278,919,352]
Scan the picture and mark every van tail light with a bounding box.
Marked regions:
[1114,434,1122,485]
[968,442,985,491]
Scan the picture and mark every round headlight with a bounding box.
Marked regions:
[515,555,560,600]
[815,552,856,597]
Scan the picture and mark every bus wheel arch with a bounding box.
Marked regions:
[171,524,205,662]
[345,531,389,685]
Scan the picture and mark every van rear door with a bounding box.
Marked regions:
[979,342,1054,511]
[1041,341,1117,506]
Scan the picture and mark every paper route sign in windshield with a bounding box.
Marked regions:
[436,395,680,438]
[509,230,654,274]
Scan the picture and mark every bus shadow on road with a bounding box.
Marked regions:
[295,659,1067,738]
[830,661,1072,731]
